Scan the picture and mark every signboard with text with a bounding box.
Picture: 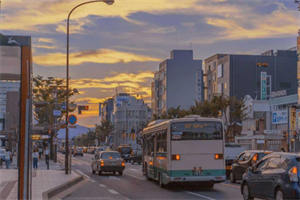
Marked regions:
[272,110,288,124]
[261,72,267,100]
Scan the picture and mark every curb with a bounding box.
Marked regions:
[42,175,84,200]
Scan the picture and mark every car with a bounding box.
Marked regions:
[241,152,300,200]
[225,143,246,178]
[117,145,132,162]
[91,151,125,176]
[130,149,142,165]
[230,150,271,183]
[73,147,84,156]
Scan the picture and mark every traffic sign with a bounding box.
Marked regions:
[53,110,62,117]
[68,114,77,125]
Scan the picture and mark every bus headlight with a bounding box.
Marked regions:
[172,154,181,160]
[214,154,223,160]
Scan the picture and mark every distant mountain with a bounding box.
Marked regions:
[57,125,93,139]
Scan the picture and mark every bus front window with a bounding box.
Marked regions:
[171,122,223,140]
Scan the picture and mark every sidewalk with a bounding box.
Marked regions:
[0,157,80,200]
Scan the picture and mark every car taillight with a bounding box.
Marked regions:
[252,154,258,162]
[149,161,153,166]
[121,162,125,167]
[214,154,223,160]
[172,154,180,160]
[100,160,104,167]
[288,166,299,182]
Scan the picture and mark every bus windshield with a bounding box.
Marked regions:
[171,121,223,140]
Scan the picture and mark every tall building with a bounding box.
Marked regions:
[112,93,150,147]
[151,50,203,117]
[100,98,114,122]
[204,49,297,101]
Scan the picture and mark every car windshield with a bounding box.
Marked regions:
[101,152,120,159]
[120,147,131,154]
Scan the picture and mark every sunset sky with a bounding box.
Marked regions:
[1,0,299,127]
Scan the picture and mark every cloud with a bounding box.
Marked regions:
[147,26,176,34]
[76,97,107,104]
[38,38,54,44]
[34,44,56,49]
[34,49,160,66]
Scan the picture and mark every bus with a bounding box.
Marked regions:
[141,115,225,188]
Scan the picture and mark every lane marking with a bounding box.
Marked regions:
[107,189,119,195]
[125,173,146,181]
[75,169,90,179]
[90,179,96,183]
[220,183,240,189]
[128,168,139,172]
[186,191,216,200]
[99,184,106,188]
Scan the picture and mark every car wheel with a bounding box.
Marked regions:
[119,171,123,176]
[92,170,95,174]
[230,172,236,183]
[98,171,102,176]
[242,183,253,200]
[275,188,284,200]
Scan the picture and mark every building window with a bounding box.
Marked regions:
[217,64,223,78]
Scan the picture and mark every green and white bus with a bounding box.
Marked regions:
[141,115,225,188]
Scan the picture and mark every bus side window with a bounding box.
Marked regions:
[156,129,167,157]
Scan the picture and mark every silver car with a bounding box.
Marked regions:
[91,151,125,176]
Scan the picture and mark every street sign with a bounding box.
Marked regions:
[68,114,77,125]
[261,72,267,100]
[53,110,62,117]
[68,125,77,128]
[32,135,41,140]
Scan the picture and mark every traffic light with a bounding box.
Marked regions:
[78,105,89,114]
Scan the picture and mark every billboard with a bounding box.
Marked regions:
[272,110,288,124]
[261,72,267,100]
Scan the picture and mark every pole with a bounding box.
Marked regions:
[65,14,70,174]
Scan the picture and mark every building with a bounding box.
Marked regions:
[204,49,297,101]
[100,98,114,122]
[112,93,150,147]
[237,93,299,151]
[151,50,203,117]
[0,34,32,148]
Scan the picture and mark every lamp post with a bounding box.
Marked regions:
[65,0,114,174]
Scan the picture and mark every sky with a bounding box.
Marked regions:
[0,0,299,127]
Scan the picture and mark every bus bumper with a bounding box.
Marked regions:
[164,174,226,184]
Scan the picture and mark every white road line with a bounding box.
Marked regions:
[75,169,90,179]
[125,173,146,181]
[107,189,119,195]
[186,191,216,200]
[99,184,106,188]
[128,168,139,171]
[90,179,96,183]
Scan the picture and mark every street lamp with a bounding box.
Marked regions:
[65,0,114,174]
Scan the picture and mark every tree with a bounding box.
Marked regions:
[33,76,78,159]
[95,120,114,144]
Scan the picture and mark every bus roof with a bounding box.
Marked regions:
[142,115,222,135]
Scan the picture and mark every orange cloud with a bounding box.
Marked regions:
[34,49,160,66]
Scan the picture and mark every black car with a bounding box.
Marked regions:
[230,150,271,183]
[130,149,142,165]
[241,152,300,200]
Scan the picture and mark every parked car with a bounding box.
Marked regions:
[73,147,84,156]
[130,149,142,165]
[230,150,271,183]
[91,151,125,175]
[241,152,300,200]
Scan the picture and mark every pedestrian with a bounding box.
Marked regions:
[5,149,11,169]
[38,146,43,159]
[33,149,39,169]
[45,146,50,170]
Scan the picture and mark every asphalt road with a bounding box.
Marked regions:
[59,153,243,200]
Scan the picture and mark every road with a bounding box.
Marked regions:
[59,153,243,200]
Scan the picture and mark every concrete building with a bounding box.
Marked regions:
[100,98,114,122]
[0,34,31,148]
[151,50,203,117]
[204,49,297,101]
[112,93,150,147]
[237,93,298,151]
